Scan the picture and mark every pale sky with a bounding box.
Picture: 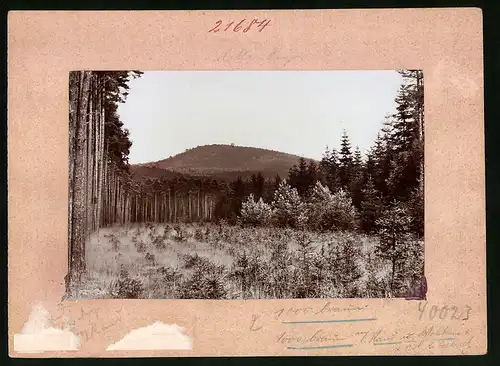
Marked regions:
[117,70,403,164]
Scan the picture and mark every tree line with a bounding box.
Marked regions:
[220,70,424,237]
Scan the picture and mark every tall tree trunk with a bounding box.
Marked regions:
[67,71,80,290]
[69,70,92,286]
[197,189,201,220]
[188,193,192,220]
[168,189,172,222]
[174,191,177,222]
[93,76,100,231]
[86,78,93,235]
[97,89,105,227]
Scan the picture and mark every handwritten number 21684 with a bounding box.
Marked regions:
[208,19,271,33]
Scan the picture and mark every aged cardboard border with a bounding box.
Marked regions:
[7,9,486,357]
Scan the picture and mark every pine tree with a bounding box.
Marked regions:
[255,172,265,200]
[382,70,424,203]
[406,184,424,237]
[288,164,300,191]
[305,160,318,196]
[370,133,391,201]
[375,200,415,296]
[349,146,364,208]
[240,194,274,226]
[288,157,315,197]
[297,157,309,196]
[334,234,363,297]
[250,174,258,197]
[271,180,305,228]
[273,174,282,190]
[308,182,357,231]
[319,146,340,192]
[339,130,353,189]
[359,177,383,233]
[353,146,362,168]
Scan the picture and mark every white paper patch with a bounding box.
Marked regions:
[106,321,192,351]
[13,303,81,353]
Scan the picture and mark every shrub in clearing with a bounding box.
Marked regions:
[363,253,392,298]
[158,266,183,283]
[271,180,306,228]
[173,224,187,242]
[194,227,204,241]
[105,234,120,251]
[333,233,363,297]
[240,194,274,226]
[308,182,358,231]
[152,235,166,249]
[375,200,418,297]
[229,250,263,298]
[179,260,227,299]
[262,239,294,298]
[145,252,156,265]
[113,267,144,299]
[162,225,171,239]
[181,253,208,269]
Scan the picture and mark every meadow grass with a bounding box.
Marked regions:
[71,222,398,299]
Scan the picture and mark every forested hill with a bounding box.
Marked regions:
[131,144,317,180]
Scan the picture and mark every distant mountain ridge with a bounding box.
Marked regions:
[130,144,317,180]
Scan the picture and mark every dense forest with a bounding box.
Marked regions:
[68,70,424,298]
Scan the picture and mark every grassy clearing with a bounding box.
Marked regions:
[69,222,418,299]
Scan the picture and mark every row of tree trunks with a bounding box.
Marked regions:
[68,71,112,288]
[105,185,217,225]
[68,70,218,291]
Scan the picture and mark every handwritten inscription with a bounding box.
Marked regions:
[51,304,126,342]
[250,314,264,332]
[209,19,271,33]
[277,326,474,353]
[249,301,477,353]
[418,302,471,321]
[277,329,347,345]
[217,47,304,68]
[274,302,368,320]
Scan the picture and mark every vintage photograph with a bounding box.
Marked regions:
[66,70,425,300]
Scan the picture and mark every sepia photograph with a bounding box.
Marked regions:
[66,70,425,300]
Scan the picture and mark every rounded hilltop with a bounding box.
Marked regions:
[131,144,317,181]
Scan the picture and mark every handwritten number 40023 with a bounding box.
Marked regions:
[209,19,271,33]
[418,302,471,321]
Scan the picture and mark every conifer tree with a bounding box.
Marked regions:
[339,130,353,189]
[382,70,424,203]
[271,174,282,195]
[288,157,315,197]
[375,200,415,296]
[271,180,305,228]
[359,177,383,233]
[305,160,319,195]
[320,146,340,192]
[255,172,265,200]
[250,174,258,197]
[229,176,246,220]
[349,146,364,208]
[370,133,391,201]
[288,164,300,190]
[297,157,310,196]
